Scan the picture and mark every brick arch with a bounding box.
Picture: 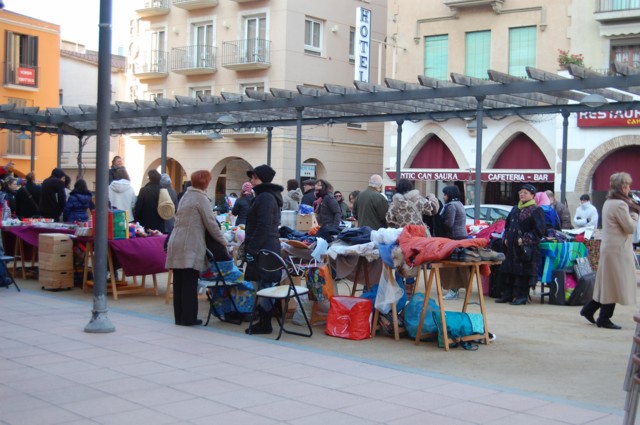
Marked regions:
[575,135,640,194]
[403,123,469,169]
[482,120,554,169]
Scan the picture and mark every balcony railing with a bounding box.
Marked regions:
[221,38,271,71]
[132,50,169,79]
[595,0,640,21]
[3,62,39,88]
[136,0,170,18]
[171,45,217,75]
[172,0,219,10]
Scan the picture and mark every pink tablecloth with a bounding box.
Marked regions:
[1,225,76,257]
[107,236,167,277]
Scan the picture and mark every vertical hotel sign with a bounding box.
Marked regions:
[355,7,371,82]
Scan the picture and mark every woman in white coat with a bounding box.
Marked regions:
[580,172,640,329]
[108,167,136,222]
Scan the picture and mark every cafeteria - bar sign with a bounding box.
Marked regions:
[577,110,640,128]
[386,170,553,182]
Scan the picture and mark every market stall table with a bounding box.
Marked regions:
[1,225,75,279]
[82,235,168,299]
[415,260,501,351]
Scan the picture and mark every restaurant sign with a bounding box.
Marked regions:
[386,169,554,182]
[577,110,640,128]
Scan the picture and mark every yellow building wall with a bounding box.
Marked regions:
[0,10,60,181]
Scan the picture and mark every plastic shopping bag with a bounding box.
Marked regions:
[325,296,372,340]
[374,270,404,314]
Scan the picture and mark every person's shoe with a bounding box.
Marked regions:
[443,289,459,300]
[245,320,273,335]
[580,306,596,324]
[509,296,529,305]
[488,332,496,342]
[177,319,203,326]
[596,319,621,330]
[494,296,512,303]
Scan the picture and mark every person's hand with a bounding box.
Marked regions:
[517,237,523,246]
[3,161,14,171]
[245,253,254,263]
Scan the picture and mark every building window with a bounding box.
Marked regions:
[5,98,28,155]
[612,43,640,68]
[424,34,448,81]
[305,17,323,56]
[191,87,212,101]
[147,91,164,101]
[4,31,38,87]
[508,26,536,77]
[244,15,267,62]
[192,23,214,68]
[240,82,265,94]
[349,27,355,63]
[465,30,490,79]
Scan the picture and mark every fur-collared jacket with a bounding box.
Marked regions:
[385,190,439,233]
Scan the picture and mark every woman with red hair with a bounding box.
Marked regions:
[166,170,227,326]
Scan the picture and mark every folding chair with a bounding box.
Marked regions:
[198,249,243,325]
[0,255,20,291]
[249,249,313,340]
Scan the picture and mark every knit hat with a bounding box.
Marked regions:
[246,164,276,183]
[242,182,253,195]
[520,183,537,195]
[160,173,172,188]
[51,168,65,178]
[302,179,316,186]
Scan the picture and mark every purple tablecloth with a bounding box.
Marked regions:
[107,236,167,277]
[2,225,75,247]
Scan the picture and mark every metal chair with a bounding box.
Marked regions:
[0,255,20,291]
[198,249,243,325]
[250,249,312,340]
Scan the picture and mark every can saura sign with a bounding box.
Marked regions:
[385,170,554,182]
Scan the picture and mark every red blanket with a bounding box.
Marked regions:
[398,224,489,266]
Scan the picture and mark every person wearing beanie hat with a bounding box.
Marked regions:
[39,168,67,221]
[301,178,316,206]
[134,169,174,233]
[231,181,254,226]
[496,183,546,306]
[243,165,284,335]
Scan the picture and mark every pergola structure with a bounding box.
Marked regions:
[2,59,638,332]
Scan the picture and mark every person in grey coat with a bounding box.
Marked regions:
[440,185,469,300]
[165,170,227,327]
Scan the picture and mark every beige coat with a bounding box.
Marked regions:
[165,187,226,272]
[593,199,639,305]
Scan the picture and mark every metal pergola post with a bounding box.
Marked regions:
[473,96,485,223]
[560,110,570,205]
[266,126,273,166]
[29,124,36,172]
[160,116,168,173]
[395,119,403,185]
[295,107,303,181]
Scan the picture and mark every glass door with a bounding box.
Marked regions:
[244,15,266,62]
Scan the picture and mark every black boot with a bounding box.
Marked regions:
[245,306,273,335]
[580,301,599,324]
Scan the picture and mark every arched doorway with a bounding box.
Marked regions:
[486,133,553,204]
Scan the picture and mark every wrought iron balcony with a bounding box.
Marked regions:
[132,50,169,79]
[136,0,170,18]
[595,0,640,21]
[171,45,217,75]
[3,62,38,88]
[221,38,270,71]
[172,0,218,10]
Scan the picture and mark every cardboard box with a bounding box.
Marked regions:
[39,252,74,271]
[297,214,317,232]
[39,269,74,290]
[38,233,73,254]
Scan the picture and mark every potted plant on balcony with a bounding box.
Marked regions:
[557,49,584,69]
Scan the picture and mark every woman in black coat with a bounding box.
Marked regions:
[134,169,166,232]
[243,164,283,335]
[496,183,546,305]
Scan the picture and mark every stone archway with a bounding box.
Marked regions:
[403,123,470,169]
[574,135,640,194]
[483,120,555,169]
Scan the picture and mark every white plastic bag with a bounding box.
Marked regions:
[374,270,403,314]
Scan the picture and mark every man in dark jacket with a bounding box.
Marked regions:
[300,179,316,206]
[134,169,166,232]
[39,168,67,221]
[15,172,41,218]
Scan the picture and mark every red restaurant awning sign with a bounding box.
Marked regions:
[577,110,640,128]
[17,67,36,86]
[385,169,554,182]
